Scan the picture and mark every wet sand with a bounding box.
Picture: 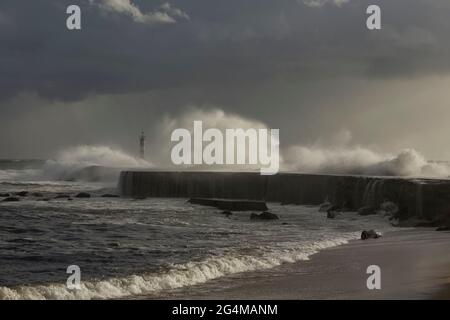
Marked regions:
[154,229,450,300]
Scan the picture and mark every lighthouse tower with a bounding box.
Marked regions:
[139,131,145,159]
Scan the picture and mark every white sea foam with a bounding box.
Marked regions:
[42,145,152,179]
[0,146,152,183]
[283,147,450,177]
[0,235,354,300]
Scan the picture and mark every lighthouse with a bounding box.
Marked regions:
[139,131,145,159]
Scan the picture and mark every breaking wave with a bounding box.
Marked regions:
[0,146,152,182]
[0,235,354,300]
[41,145,152,181]
[156,109,449,177]
[283,147,449,177]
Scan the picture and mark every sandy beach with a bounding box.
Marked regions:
[153,229,450,300]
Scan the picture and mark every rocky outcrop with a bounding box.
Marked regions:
[361,230,381,240]
[14,191,28,197]
[250,212,279,220]
[75,192,91,198]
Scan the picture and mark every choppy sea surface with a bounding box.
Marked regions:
[0,160,395,300]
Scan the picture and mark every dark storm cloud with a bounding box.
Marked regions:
[1,0,450,103]
[1,0,450,159]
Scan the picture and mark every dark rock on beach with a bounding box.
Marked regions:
[0,193,10,197]
[250,211,279,220]
[101,194,119,198]
[361,230,381,240]
[75,192,91,198]
[2,197,20,202]
[436,226,450,231]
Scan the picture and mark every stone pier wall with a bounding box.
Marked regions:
[118,171,450,222]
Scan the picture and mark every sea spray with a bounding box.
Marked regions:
[283,147,449,177]
[0,146,152,182]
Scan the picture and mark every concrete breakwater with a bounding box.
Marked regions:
[118,171,450,222]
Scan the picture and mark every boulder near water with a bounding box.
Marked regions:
[250,212,279,220]
[361,230,381,240]
[75,192,91,198]
[14,191,28,197]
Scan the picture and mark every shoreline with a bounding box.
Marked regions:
[150,229,450,300]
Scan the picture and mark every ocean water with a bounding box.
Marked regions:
[0,161,395,300]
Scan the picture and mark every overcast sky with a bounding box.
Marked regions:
[0,0,449,161]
